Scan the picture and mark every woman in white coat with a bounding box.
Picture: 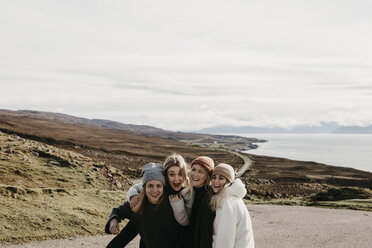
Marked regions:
[210,163,254,248]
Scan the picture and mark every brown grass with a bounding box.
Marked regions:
[0,111,244,176]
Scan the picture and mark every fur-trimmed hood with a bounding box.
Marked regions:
[212,178,254,248]
[226,178,246,199]
[210,178,247,211]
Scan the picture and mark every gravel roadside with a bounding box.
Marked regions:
[1,205,371,248]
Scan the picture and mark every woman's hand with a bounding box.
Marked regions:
[169,194,182,202]
[129,195,140,209]
[109,219,120,235]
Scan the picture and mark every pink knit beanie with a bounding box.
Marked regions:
[190,156,215,174]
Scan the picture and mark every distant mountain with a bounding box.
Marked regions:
[0,109,261,143]
[334,125,372,134]
[12,110,164,134]
[197,122,372,134]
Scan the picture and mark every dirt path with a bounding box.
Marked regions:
[2,205,371,248]
[0,236,139,248]
[231,151,253,177]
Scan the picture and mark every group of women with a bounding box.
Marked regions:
[104,153,254,248]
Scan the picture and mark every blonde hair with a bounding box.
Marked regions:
[209,186,228,211]
[163,153,190,188]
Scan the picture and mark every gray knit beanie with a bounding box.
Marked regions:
[142,162,165,187]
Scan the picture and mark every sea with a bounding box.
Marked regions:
[235,133,372,173]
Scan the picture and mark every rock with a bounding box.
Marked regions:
[49,161,60,166]
[116,182,122,188]
[31,151,39,157]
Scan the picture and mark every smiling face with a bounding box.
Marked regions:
[190,164,208,188]
[211,174,227,193]
[167,166,185,192]
[145,180,164,204]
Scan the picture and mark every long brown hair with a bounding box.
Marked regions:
[132,183,165,214]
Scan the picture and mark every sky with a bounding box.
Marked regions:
[1,0,372,132]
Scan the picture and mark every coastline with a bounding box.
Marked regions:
[236,151,372,211]
[240,133,372,173]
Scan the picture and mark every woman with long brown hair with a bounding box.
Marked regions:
[105,162,182,248]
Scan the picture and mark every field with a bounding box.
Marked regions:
[0,110,371,243]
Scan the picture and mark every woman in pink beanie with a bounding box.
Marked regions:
[170,155,216,248]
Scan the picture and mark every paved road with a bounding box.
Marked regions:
[249,205,372,248]
[2,205,371,248]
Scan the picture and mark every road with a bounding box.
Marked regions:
[2,205,371,248]
[231,151,253,177]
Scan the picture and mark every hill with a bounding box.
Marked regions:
[0,109,249,176]
[0,131,129,242]
[1,109,264,145]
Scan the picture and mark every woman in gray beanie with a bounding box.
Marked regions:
[107,154,191,248]
[105,162,183,248]
[127,153,190,207]
[210,163,254,248]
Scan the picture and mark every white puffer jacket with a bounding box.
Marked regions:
[212,179,254,248]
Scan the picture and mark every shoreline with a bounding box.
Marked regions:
[235,151,372,209]
[242,133,372,173]
[244,151,372,174]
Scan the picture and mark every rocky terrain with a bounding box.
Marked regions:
[243,154,372,199]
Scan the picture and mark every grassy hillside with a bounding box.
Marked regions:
[0,131,128,243]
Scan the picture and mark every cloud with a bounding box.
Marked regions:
[1,0,372,131]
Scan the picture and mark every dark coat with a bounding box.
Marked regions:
[105,185,185,248]
[105,219,147,248]
[105,199,182,248]
[182,186,215,248]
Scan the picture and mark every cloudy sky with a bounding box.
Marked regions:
[1,0,372,131]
